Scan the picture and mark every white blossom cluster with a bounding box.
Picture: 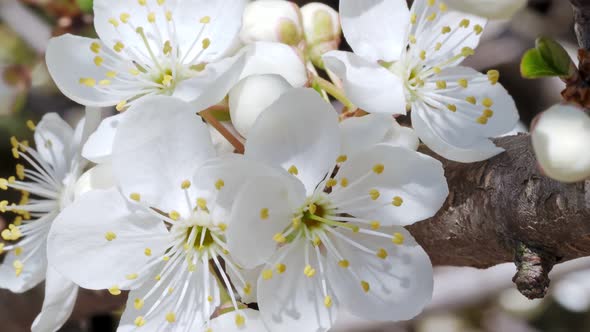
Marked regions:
[0,0,525,331]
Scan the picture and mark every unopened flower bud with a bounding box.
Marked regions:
[531,104,590,183]
[229,74,292,138]
[241,0,304,47]
[444,0,527,20]
[301,3,341,68]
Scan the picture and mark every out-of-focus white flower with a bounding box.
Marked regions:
[301,3,341,68]
[46,0,247,109]
[241,0,304,47]
[229,74,292,138]
[0,110,101,332]
[532,104,590,183]
[227,88,448,331]
[48,96,274,331]
[324,0,520,163]
[554,269,590,313]
[444,0,527,20]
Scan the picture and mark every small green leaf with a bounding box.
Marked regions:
[77,0,93,13]
[521,37,575,79]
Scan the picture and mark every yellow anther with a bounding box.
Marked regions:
[129,68,140,75]
[262,269,273,280]
[461,47,475,57]
[109,18,119,27]
[304,265,316,278]
[116,100,127,112]
[436,80,447,89]
[207,295,213,302]
[190,62,207,72]
[435,42,442,51]
[157,0,165,5]
[458,79,468,88]
[134,298,144,310]
[114,42,125,53]
[420,50,426,60]
[244,283,252,295]
[410,13,417,25]
[163,255,170,262]
[9,136,18,148]
[126,273,138,280]
[474,24,483,35]
[409,35,417,44]
[215,179,225,190]
[447,104,457,112]
[288,165,299,175]
[487,70,500,85]
[163,41,172,55]
[273,233,286,244]
[166,312,176,323]
[166,11,172,21]
[439,3,448,11]
[376,248,388,260]
[14,247,23,256]
[162,75,173,87]
[106,71,117,78]
[138,0,146,5]
[392,232,405,245]
[79,78,96,87]
[13,217,22,226]
[167,287,174,295]
[169,210,180,221]
[292,217,302,228]
[483,109,494,118]
[476,116,488,125]
[12,147,20,159]
[336,155,348,163]
[147,12,156,23]
[465,96,477,105]
[144,248,152,256]
[108,285,121,295]
[90,42,101,54]
[181,180,191,189]
[392,196,404,207]
[200,16,211,24]
[276,263,287,274]
[202,38,211,49]
[312,236,321,246]
[105,231,117,241]
[13,260,23,277]
[0,179,8,190]
[134,316,146,327]
[326,178,337,188]
[188,263,196,272]
[459,19,470,28]
[441,26,451,34]
[340,178,349,187]
[235,314,245,327]
[338,260,350,268]
[482,98,494,108]
[129,193,141,202]
[370,221,381,230]
[120,13,130,23]
[427,0,435,6]
[260,208,269,220]
[0,243,4,254]
[324,295,333,308]
[218,223,227,232]
[155,275,161,281]
[426,13,437,21]
[373,164,385,174]
[433,66,442,74]
[99,80,111,86]
[94,56,104,67]
[308,203,317,215]
[361,280,370,293]
[369,189,380,201]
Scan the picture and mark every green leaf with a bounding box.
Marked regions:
[521,37,574,79]
[77,0,93,13]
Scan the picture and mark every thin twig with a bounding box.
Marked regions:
[199,109,245,154]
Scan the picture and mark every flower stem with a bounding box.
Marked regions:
[199,108,245,154]
[313,76,355,110]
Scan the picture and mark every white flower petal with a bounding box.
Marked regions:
[227,266,262,304]
[331,145,448,226]
[227,175,305,269]
[74,162,116,199]
[258,240,338,332]
[173,52,247,106]
[323,51,406,115]
[245,88,340,194]
[209,309,268,331]
[382,121,420,151]
[34,113,75,171]
[240,42,308,87]
[47,189,169,290]
[31,267,78,332]
[327,227,433,321]
[82,113,127,164]
[339,0,410,62]
[46,35,123,107]
[413,66,519,162]
[339,114,392,157]
[112,96,215,215]
[445,0,526,20]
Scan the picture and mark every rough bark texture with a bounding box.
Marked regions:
[409,135,590,271]
[571,0,590,50]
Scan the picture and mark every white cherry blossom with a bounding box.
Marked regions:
[444,0,527,20]
[226,88,448,331]
[323,0,519,162]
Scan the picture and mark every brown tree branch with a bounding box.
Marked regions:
[409,134,590,297]
[571,0,590,50]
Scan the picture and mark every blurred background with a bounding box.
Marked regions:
[0,0,587,331]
